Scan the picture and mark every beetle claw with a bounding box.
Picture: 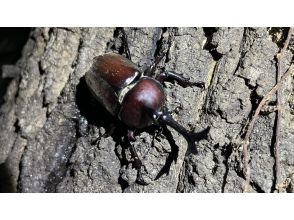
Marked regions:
[191,81,205,89]
[136,167,149,185]
[133,158,150,185]
[127,130,136,142]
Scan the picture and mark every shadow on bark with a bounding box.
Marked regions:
[0,28,30,192]
[0,28,30,107]
[0,163,14,192]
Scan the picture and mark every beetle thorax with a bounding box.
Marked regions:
[118,77,165,129]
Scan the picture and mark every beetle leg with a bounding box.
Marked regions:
[129,144,149,185]
[144,53,165,77]
[126,130,149,185]
[145,28,175,77]
[153,111,210,154]
[155,111,192,143]
[119,27,132,61]
[156,71,205,89]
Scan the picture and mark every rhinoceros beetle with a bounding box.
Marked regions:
[85,28,207,185]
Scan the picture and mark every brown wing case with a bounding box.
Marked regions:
[85,67,120,116]
[93,53,141,90]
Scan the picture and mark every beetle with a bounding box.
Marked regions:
[85,28,207,184]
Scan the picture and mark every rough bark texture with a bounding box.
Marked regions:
[0,27,293,193]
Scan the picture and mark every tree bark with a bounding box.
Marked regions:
[0,27,293,193]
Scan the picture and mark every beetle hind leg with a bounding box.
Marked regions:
[118,27,132,61]
[126,130,149,185]
[144,53,166,77]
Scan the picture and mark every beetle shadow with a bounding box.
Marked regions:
[154,126,210,181]
[76,77,134,150]
[76,76,133,140]
[154,125,179,180]
[76,77,118,129]
[0,163,15,192]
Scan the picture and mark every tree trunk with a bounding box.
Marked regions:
[0,27,293,193]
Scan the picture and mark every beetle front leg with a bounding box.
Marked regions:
[156,71,205,89]
[153,110,210,154]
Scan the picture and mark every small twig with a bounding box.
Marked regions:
[242,28,294,192]
[242,65,294,192]
[275,27,294,192]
